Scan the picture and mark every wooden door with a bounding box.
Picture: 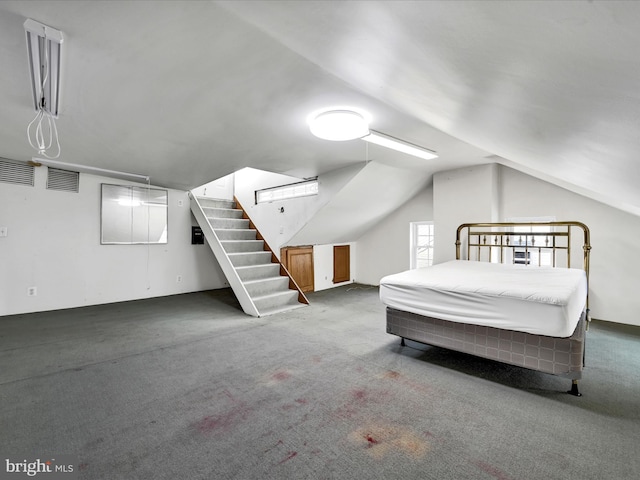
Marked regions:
[333,245,350,284]
[281,246,314,293]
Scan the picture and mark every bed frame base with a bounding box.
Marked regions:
[398,336,584,396]
[388,307,586,394]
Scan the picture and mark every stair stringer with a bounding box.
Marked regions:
[234,196,310,307]
[189,194,260,317]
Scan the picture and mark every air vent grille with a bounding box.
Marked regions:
[0,159,35,186]
[47,167,79,193]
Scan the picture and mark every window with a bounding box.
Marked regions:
[507,216,556,266]
[410,221,434,269]
[255,179,318,204]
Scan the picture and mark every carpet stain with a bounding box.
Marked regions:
[349,425,430,459]
[262,369,295,386]
[194,390,251,435]
[278,451,298,464]
[272,370,291,381]
[195,410,241,434]
[282,397,309,410]
[263,439,284,453]
[471,459,514,480]
[381,369,433,395]
[352,389,367,401]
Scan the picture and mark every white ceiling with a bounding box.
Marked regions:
[1,1,640,216]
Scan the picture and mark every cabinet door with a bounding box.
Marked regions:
[282,246,314,293]
[333,245,350,284]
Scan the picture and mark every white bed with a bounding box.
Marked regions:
[380,260,587,337]
[380,222,592,396]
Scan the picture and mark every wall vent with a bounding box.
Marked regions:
[0,158,35,186]
[47,167,79,193]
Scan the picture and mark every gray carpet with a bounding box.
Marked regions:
[1,285,639,479]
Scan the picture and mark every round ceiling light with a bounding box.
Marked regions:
[307,108,371,141]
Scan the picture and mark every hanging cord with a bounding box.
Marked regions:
[26,32,61,159]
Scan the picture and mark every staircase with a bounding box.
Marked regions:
[190,195,308,317]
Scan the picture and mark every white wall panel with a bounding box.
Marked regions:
[0,168,226,316]
[356,187,433,286]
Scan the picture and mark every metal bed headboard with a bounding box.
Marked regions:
[456,221,591,280]
[457,221,592,325]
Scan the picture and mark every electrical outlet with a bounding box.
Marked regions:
[0,227,7,237]
[27,286,37,297]
[176,275,182,283]
[178,199,184,207]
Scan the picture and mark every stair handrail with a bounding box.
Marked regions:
[234,196,310,305]
[189,193,260,316]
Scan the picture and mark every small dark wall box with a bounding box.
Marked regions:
[192,226,204,244]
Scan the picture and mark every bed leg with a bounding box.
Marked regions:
[400,337,405,347]
[567,380,582,397]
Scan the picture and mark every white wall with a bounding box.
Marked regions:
[288,162,433,247]
[313,243,356,291]
[0,167,226,316]
[232,166,366,293]
[233,165,363,257]
[498,166,640,326]
[356,186,434,285]
[430,163,640,326]
[433,164,499,264]
[191,173,234,200]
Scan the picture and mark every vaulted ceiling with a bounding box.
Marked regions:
[1,1,640,216]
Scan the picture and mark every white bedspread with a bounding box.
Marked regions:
[379,260,587,337]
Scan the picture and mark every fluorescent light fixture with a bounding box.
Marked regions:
[362,130,438,160]
[24,18,63,117]
[30,157,150,183]
[307,108,371,141]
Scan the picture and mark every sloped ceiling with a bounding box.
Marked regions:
[1,1,640,217]
[288,161,433,246]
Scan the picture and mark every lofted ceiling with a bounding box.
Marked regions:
[1,1,640,216]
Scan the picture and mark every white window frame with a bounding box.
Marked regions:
[255,179,318,204]
[410,221,434,269]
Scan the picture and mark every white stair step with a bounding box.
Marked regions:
[236,264,281,281]
[197,198,236,209]
[208,217,250,229]
[228,251,273,267]
[258,302,307,317]
[202,206,244,219]
[215,229,257,241]
[244,276,290,297]
[253,290,300,313]
[221,240,265,253]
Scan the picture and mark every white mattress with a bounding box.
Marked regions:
[379,260,587,337]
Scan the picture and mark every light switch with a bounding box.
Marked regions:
[0,227,7,237]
